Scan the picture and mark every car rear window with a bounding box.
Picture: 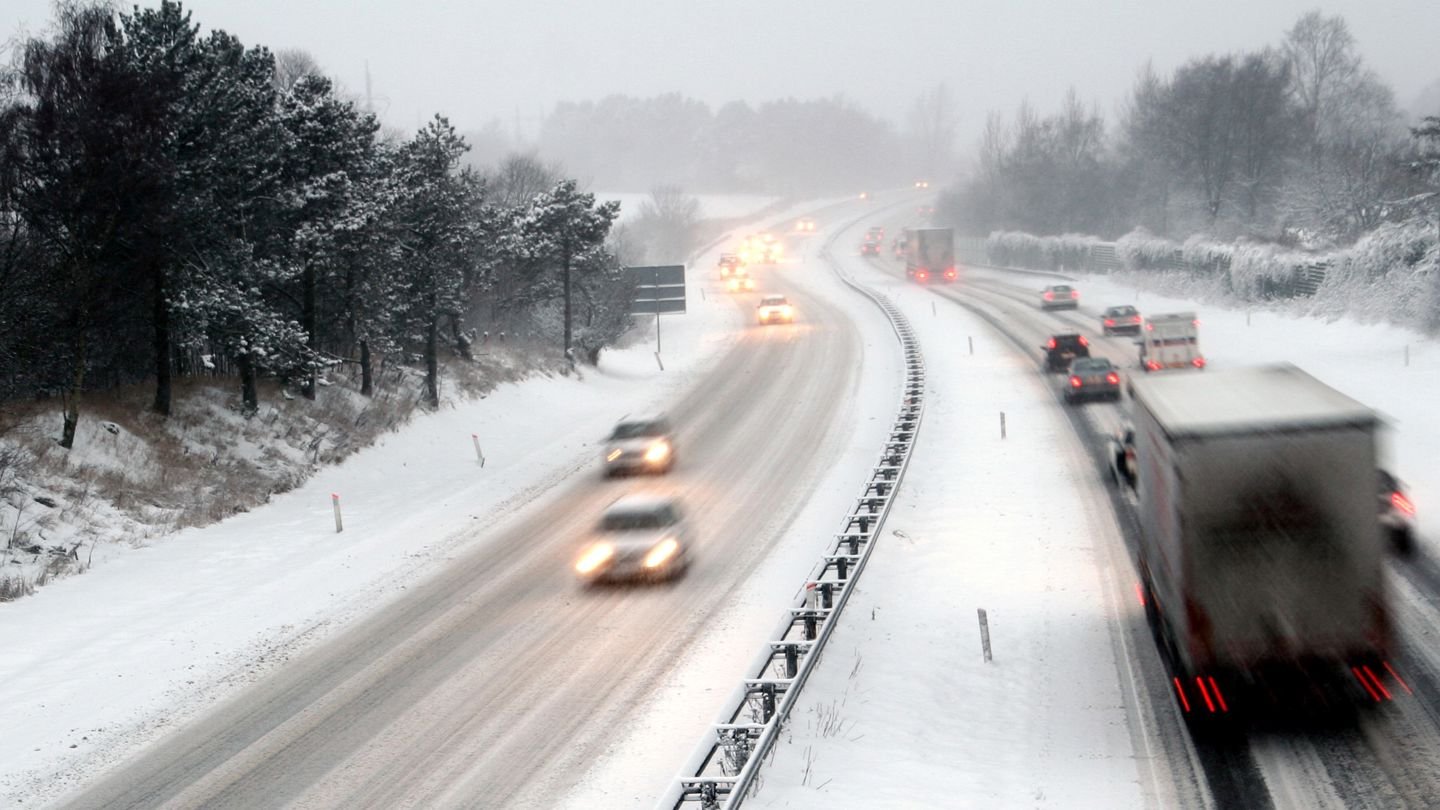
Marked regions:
[1050,285,1072,293]
[1072,358,1110,372]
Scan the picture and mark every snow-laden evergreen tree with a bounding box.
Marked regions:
[513,180,619,354]
[272,74,382,399]
[391,116,487,408]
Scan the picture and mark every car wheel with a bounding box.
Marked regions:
[1391,527,1415,556]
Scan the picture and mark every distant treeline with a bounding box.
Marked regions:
[0,2,631,450]
[940,11,1440,247]
[531,93,940,195]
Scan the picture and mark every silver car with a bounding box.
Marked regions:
[1040,284,1079,310]
[602,416,675,476]
[575,494,691,583]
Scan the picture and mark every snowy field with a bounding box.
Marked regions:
[3,198,1438,808]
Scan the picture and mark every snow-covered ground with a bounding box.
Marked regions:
[4,197,1438,808]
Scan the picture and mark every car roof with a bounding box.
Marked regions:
[760,295,788,304]
[604,493,680,515]
[1105,305,1137,312]
[1047,284,1072,290]
[615,414,669,427]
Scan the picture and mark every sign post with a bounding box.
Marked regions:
[624,264,687,362]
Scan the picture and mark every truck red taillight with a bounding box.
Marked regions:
[1392,491,1416,517]
[944,266,957,279]
[1193,357,1206,368]
[1078,336,1089,347]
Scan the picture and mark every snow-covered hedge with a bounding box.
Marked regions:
[987,230,1102,271]
[1115,228,1181,271]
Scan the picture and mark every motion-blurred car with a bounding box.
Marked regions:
[866,226,885,242]
[756,294,794,325]
[1108,423,1137,489]
[1101,305,1142,336]
[574,494,690,583]
[917,204,935,217]
[914,180,930,189]
[892,237,907,259]
[857,191,871,201]
[1379,469,1416,555]
[1042,333,1090,372]
[859,240,880,257]
[1040,284,1080,311]
[717,253,743,278]
[725,269,756,292]
[1065,357,1122,403]
[602,416,675,476]
[795,217,817,233]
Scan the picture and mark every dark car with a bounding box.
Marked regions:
[1042,333,1090,372]
[1379,469,1416,555]
[1065,357,1122,403]
[1101,305,1142,336]
[860,240,880,257]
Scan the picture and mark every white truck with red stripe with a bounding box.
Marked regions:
[1131,364,1395,720]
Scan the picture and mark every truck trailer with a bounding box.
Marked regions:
[902,227,956,283]
[1137,312,1204,372]
[1130,364,1393,719]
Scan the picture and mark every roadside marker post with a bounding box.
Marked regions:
[331,493,343,533]
[978,608,993,662]
[471,434,486,467]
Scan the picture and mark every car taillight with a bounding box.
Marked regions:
[1147,360,1162,370]
[1393,491,1416,517]
[1078,336,1089,346]
[1069,376,1083,388]
[1145,323,1154,330]
[1104,319,1115,326]
[1193,357,1206,368]
[1106,372,1119,384]
[945,267,957,279]
[1044,291,1054,300]
[917,270,929,281]
[1131,316,1141,323]
[1070,290,1079,298]
[1047,338,1057,349]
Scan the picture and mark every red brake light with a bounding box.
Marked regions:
[1070,290,1079,298]
[1104,319,1115,326]
[1078,336,1089,346]
[1043,291,1054,300]
[917,270,929,281]
[1047,338,1057,349]
[1145,323,1154,331]
[1193,357,1206,368]
[1106,372,1120,385]
[1069,376,1083,388]
[1393,491,1416,517]
[1131,316,1141,323]
[1193,319,1201,326]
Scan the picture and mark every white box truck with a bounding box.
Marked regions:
[902,227,956,283]
[1138,312,1204,372]
[1130,364,1393,718]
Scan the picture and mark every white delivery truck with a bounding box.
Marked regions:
[1131,364,1392,719]
[1138,312,1204,372]
[902,227,956,283]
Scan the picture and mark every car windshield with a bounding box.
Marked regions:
[1107,306,1137,316]
[600,508,675,531]
[761,297,788,306]
[610,421,666,440]
[1072,358,1111,372]
[1051,335,1084,348]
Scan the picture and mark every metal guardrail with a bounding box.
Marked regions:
[658,223,926,810]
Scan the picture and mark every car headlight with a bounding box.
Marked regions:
[644,537,680,569]
[575,543,615,575]
[605,448,622,462]
[780,305,792,318]
[644,441,670,463]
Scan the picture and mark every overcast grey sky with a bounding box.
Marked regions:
[7,0,1439,146]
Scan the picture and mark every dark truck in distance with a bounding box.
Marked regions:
[1042,333,1089,372]
[1131,364,1395,721]
[903,227,956,283]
